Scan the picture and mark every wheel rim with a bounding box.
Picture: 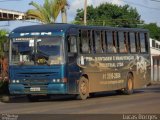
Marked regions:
[80,81,87,95]
[128,78,133,90]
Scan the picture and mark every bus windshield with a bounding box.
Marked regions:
[11,36,64,65]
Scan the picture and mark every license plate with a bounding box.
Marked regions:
[30,87,40,91]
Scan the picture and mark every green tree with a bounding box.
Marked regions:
[0,30,8,58]
[74,3,143,27]
[142,23,160,41]
[57,0,68,23]
[26,0,68,23]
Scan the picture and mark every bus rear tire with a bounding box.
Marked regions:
[124,73,134,95]
[76,77,89,100]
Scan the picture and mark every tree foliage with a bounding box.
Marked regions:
[0,29,8,58]
[142,23,160,41]
[74,3,143,27]
[26,0,68,23]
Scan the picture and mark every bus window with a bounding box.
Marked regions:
[101,31,107,53]
[127,32,130,52]
[130,32,136,53]
[80,30,90,53]
[104,31,108,53]
[140,33,146,53]
[106,31,116,53]
[124,32,129,52]
[112,31,117,53]
[144,33,149,52]
[136,32,141,52]
[68,36,77,53]
[88,30,92,53]
[94,31,102,53]
[118,32,127,53]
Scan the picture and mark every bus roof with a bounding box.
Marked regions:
[10,23,148,35]
[11,23,73,33]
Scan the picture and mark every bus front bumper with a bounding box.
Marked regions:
[9,83,67,94]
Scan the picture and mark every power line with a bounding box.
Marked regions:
[122,0,160,10]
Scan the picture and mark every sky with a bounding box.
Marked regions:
[0,0,160,31]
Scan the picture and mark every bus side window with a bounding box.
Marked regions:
[88,30,92,53]
[101,31,107,53]
[135,32,141,52]
[112,31,117,53]
[118,32,127,53]
[124,32,129,52]
[129,32,136,53]
[68,36,77,53]
[140,33,147,53]
[104,31,108,53]
[106,31,114,53]
[80,30,89,53]
[94,31,102,53]
[144,33,149,52]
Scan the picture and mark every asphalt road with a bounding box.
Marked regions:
[0,84,160,114]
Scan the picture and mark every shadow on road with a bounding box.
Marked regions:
[136,84,160,93]
[1,91,142,103]
[1,84,160,103]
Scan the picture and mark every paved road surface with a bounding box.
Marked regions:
[0,84,160,114]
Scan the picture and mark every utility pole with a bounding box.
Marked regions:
[84,0,87,25]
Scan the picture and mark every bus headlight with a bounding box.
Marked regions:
[57,79,60,82]
[52,79,61,83]
[16,80,20,83]
[13,80,16,83]
[12,80,20,83]
[52,78,67,83]
[53,79,56,82]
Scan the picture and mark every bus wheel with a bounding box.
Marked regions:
[27,95,39,102]
[76,77,89,100]
[124,73,134,95]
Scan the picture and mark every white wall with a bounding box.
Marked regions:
[150,38,160,82]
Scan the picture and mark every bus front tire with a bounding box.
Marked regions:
[76,77,89,100]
